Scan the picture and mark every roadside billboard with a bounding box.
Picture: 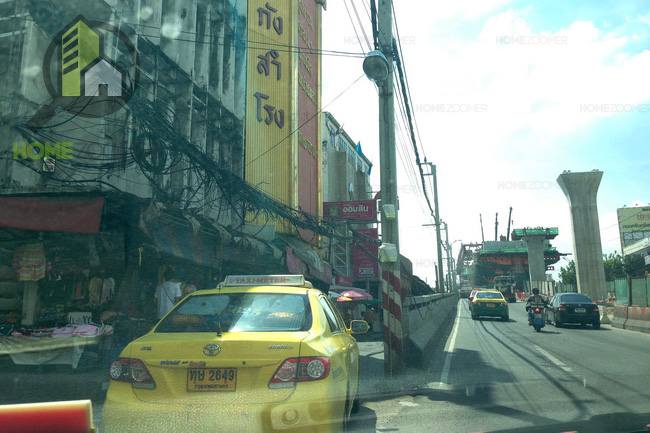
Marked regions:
[618,207,650,250]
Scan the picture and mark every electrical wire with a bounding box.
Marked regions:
[343,0,367,53]
[349,0,373,51]
[392,2,428,163]
[392,39,435,218]
[19,15,366,59]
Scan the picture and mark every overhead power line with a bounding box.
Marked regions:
[392,39,435,218]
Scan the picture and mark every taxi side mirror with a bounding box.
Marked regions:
[348,320,369,334]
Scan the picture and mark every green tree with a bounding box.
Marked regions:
[603,252,626,281]
[559,260,576,285]
[624,254,647,277]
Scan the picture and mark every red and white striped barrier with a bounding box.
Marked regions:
[0,400,94,433]
[626,306,650,334]
[382,269,404,374]
[610,304,628,329]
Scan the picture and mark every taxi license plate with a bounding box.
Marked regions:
[574,308,586,313]
[187,368,236,392]
[486,303,495,307]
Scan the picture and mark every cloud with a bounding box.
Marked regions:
[322,3,650,282]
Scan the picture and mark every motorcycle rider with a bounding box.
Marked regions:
[525,287,547,325]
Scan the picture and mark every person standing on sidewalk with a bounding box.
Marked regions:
[154,269,182,319]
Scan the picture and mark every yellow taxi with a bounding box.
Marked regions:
[470,290,509,321]
[102,275,369,433]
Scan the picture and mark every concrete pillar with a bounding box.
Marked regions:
[557,171,607,300]
[523,235,547,285]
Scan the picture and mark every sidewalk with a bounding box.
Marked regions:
[356,336,433,402]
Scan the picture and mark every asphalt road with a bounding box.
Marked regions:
[350,299,650,433]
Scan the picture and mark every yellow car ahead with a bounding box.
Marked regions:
[102,275,369,433]
[470,290,509,321]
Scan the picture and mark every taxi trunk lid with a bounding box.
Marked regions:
[127,332,307,405]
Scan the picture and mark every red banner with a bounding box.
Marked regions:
[335,275,354,286]
[0,196,104,233]
[353,228,379,279]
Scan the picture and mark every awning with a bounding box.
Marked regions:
[147,218,219,267]
[0,196,105,233]
[283,237,333,285]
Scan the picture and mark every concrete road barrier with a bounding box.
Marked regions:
[598,306,613,325]
[403,293,458,367]
[610,304,627,330]
[625,306,650,334]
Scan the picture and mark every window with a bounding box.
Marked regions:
[560,294,593,303]
[476,292,504,300]
[318,296,344,333]
[155,293,312,333]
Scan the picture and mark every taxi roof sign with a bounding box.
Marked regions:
[222,275,307,287]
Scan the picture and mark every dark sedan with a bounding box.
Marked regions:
[545,293,601,329]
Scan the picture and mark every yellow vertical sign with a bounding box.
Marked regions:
[245,1,294,233]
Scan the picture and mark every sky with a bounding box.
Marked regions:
[321,0,650,285]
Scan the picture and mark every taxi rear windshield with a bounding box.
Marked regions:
[476,292,504,300]
[155,293,312,333]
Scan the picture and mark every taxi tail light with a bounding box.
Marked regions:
[269,357,330,388]
[109,358,156,389]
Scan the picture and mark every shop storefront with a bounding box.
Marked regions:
[0,193,292,369]
[0,195,119,368]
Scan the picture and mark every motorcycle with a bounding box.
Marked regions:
[527,303,546,332]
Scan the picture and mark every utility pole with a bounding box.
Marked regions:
[450,246,457,292]
[495,212,499,241]
[480,214,485,243]
[443,222,452,293]
[371,0,404,376]
[506,206,513,241]
[420,162,445,293]
[435,263,439,291]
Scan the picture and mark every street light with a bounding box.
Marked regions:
[362,50,389,84]
[362,4,403,376]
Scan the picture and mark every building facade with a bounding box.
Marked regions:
[0,0,295,335]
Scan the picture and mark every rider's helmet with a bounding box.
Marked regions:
[532,287,540,295]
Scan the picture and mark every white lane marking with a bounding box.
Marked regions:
[535,345,573,372]
[440,300,462,384]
